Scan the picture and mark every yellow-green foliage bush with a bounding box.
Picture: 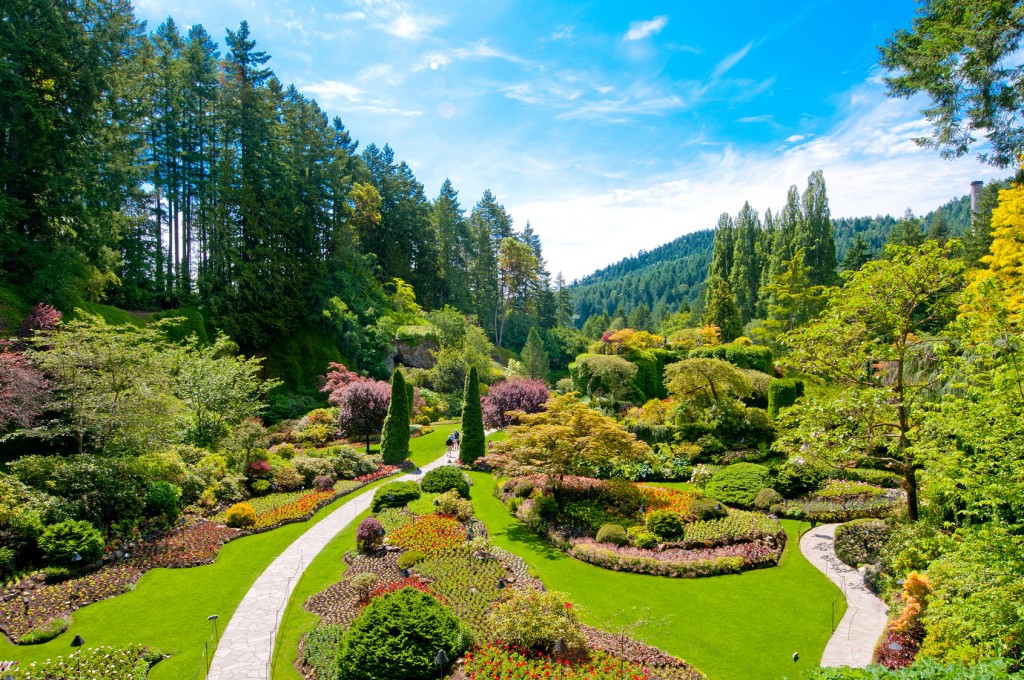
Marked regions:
[487,590,586,654]
[226,502,256,528]
[435,489,473,521]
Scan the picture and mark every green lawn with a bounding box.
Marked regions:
[0,426,455,680]
[468,471,845,680]
[271,427,504,679]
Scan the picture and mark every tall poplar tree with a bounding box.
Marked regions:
[798,170,838,286]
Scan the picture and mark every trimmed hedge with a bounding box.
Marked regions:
[689,344,773,374]
[704,463,772,508]
[371,481,422,512]
[595,523,628,546]
[420,466,470,498]
[768,378,804,417]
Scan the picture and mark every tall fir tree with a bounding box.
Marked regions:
[520,326,549,380]
[702,279,743,342]
[887,209,925,248]
[380,369,410,464]
[798,169,838,286]
[708,213,735,282]
[459,366,486,464]
[842,235,873,272]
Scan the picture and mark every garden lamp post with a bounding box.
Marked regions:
[71,552,82,566]
[434,648,449,679]
[208,614,220,644]
[888,641,904,652]
[71,634,85,674]
[554,637,567,679]
[497,578,506,590]
[4,673,14,680]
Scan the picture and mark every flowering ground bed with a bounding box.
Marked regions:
[567,537,783,578]
[0,473,388,644]
[462,642,704,680]
[1,644,156,679]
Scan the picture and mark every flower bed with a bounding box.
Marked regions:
[132,520,239,569]
[637,485,699,520]
[672,510,784,548]
[416,545,511,636]
[567,538,782,578]
[305,553,402,627]
[211,483,360,528]
[464,643,705,680]
[386,513,466,554]
[4,644,154,679]
[771,494,900,523]
[355,464,401,484]
[817,480,889,499]
[582,625,704,679]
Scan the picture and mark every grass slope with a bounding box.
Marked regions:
[468,472,845,680]
[0,428,455,679]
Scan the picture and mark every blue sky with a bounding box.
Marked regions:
[134,0,1002,279]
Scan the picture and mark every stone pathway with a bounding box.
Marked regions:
[799,523,889,668]
[207,453,452,680]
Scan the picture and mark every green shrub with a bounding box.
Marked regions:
[251,479,271,495]
[460,366,486,464]
[704,463,771,508]
[145,482,182,523]
[226,502,257,528]
[420,466,470,498]
[806,656,1023,679]
[834,467,902,488]
[380,370,411,465]
[770,460,826,498]
[768,378,804,417]
[753,487,784,511]
[560,500,616,534]
[513,479,534,498]
[19,616,70,645]
[304,624,345,680]
[626,525,659,549]
[690,497,728,520]
[834,519,890,568]
[435,490,474,521]
[350,572,380,603]
[337,587,469,680]
[43,566,73,583]
[371,481,421,512]
[0,546,17,576]
[689,464,716,488]
[689,344,773,373]
[487,590,585,654]
[38,519,104,564]
[646,510,684,540]
[595,523,628,546]
[293,455,335,485]
[397,550,426,569]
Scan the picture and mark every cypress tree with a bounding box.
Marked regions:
[459,366,486,464]
[380,369,410,465]
[520,326,549,380]
[405,380,415,421]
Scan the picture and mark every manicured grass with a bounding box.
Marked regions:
[272,428,504,679]
[0,462,425,679]
[468,471,845,680]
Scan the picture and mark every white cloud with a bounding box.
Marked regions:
[737,114,774,124]
[550,25,574,41]
[415,40,533,72]
[624,16,668,42]
[504,79,1001,280]
[346,0,444,39]
[298,79,422,116]
[711,42,753,79]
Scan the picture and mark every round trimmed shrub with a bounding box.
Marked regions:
[646,510,684,540]
[226,502,257,528]
[337,587,469,680]
[753,487,784,511]
[356,517,385,553]
[690,497,728,520]
[420,466,470,498]
[704,463,772,508]
[38,519,104,564]
[397,550,426,569]
[251,479,271,495]
[145,482,182,522]
[371,481,422,512]
[595,523,628,546]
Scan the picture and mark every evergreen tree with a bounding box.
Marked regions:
[887,209,925,248]
[520,326,549,381]
[964,182,1003,267]
[380,369,410,464]
[842,235,873,272]
[769,186,803,281]
[708,213,735,282]
[798,169,838,286]
[729,201,762,323]
[459,366,485,464]
[626,303,654,332]
[927,210,950,246]
[762,248,827,338]
[554,272,574,327]
[702,279,743,342]
[432,179,473,311]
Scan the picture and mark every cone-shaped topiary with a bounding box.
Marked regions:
[460,366,485,464]
[380,369,410,465]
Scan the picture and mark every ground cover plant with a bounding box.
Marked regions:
[385,513,466,554]
[463,643,704,680]
[4,644,156,679]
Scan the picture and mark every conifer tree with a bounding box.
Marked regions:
[708,213,735,282]
[842,235,873,272]
[702,279,743,342]
[520,327,549,380]
[380,369,410,465]
[798,170,838,286]
[729,201,762,323]
[887,209,925,248]
[927,210,950,246]
[459,366,486,464]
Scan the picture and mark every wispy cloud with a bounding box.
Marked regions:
[299,79,423,116]
[737,114,774,124]
[415,40,534,72]
[550,25,574,41]
[712,42,753,79]
[506,78,1001,280]
[624,16,668,42]
[331,0,444,39]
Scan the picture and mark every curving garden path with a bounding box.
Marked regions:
[207,452,452,680]
[799,523,889,668]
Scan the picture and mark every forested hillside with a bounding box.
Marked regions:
[571,182,1005,327]
[0,3,568,396]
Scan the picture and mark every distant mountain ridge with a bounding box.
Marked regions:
[571,191,975,325]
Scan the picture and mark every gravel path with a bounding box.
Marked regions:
[207,453,451,680]
[799,523,889,668]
